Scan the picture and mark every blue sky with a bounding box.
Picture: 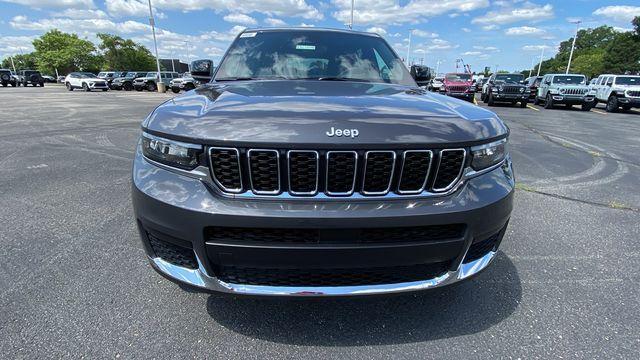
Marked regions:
[1,1,639,73]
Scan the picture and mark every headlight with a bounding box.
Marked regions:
[141,133,202,170]
[471,138,507,171]
[498,85,504,92]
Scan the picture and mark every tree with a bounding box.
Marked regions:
[96,33,157,71]
[32,30,102,75]
[571,49,606,78]
[603,31,640,74]
[1,53,36,71]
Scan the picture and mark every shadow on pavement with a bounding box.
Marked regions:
[205,252,521,346]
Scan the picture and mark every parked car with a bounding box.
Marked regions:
[590,74,640,112]
[110,71,148,91]
[481,73,528,107]
[475,77,487,92]
[19,70,44,87]
[190,59,215,83]
[170,75,199,93]
[133,71,179,91]
[98,71,128,87]
[442,73,475,102]
[428,76,444,92]
[0,69,18,87]
[41,75,56,83]
[524,76,543,101]
[409,65,433,88]
[534,74,594,111]
[132,27,514,296]
[57,75,66,83]
[64,72,109,91]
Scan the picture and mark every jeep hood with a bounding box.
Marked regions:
[143,80,508,147]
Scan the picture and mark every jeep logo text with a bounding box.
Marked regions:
[326,127,359,138]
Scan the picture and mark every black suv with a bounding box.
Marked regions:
[110,72,148,91]
[132,28,514,297]
[0,69,18,87]
[19,70,45,87]
[482,73,528,107]
[409,65,433,88]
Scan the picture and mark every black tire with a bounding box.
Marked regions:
[123,82,133,91]
[147,82,157,92]
[544,94,554,109]
[39,82,44,87]
[581,102,593,111]
[606,96,618,113]
[185,83,195,91]
[520,101,527,108]
[82,83,90,92]
[10,82,16,87]
[135,86,143,92]
[66,82,73,91]
[487,93,495,106]
[171,87,181,94]
[1,83,6,87]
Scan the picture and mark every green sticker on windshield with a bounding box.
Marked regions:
[296,45,316,51]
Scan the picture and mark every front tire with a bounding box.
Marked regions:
[147,82,157,92]
[123,82,133,91]
[171,87,180,94]
[82,83,90,92]
[487,93,495,106]
[66,82,73,91]
[544,94,554,109]
[581,102,593,111]
[606,96,618,113]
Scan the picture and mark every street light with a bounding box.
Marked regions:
[406,29,415,66]
[184,41,191,72]
[536,45,545,77]
[147,0,163,92]
[566,20,581,74]
[435,59,443,75]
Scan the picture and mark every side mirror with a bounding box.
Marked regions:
[191,59,214,82]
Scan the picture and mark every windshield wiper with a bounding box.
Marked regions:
[215,76,288,81]
[310,77,373,82]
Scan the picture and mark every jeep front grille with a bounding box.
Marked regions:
[626,90,640,98]
[447,85,467,93]
[503,86,521,94]
[208,147,467,197]
[561,88,588,95]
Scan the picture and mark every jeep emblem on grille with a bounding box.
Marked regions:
[326,127,359,138]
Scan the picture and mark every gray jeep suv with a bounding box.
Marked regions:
[534,74,594,111]
[132,28,515,296]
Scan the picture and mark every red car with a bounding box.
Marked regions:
[442,73,475,102]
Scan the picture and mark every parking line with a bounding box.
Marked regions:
[591,109,607,115]
[526,105,540,112]
[473,97,478,105]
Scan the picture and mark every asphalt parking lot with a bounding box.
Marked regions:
[1,85,639,358]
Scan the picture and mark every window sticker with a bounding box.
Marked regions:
[240,32,257,38]
[296,45,316,51]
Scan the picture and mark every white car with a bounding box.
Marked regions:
[429,77,444,92]
[64,72,109,92]
[590,74,640,112]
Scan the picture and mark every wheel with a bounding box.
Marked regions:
[544,94,554,109]
[123,82,133,91]
[520,101,527,108]
[171,87,180,94]
[622,105,632,112]
[147,82,157,92]
[66,82,73,91]
[82,83,90,92]
[605,96,618,113]
[487,93,495,106]
[102,88,108,92]
[185,83,195,91]
[581,102,593,111]
[135,86,143,92]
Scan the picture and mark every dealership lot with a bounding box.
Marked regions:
[1,86,639,358]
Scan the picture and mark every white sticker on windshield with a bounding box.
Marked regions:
[296,45,316,50]
[240,32,257,38]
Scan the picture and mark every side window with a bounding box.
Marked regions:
[606,77,613,86]
[598,76,605,85]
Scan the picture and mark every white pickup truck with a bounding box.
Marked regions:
[590,74,640,112]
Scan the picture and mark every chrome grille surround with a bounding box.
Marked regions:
[361,151,396,195]
[397,150,433,195]
[247,149,281,195]
[208,147,243,193]
[432,149,467,192]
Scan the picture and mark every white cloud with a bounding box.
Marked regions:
[51,9,108,19]
[522,44,553,51]
[472,3,553,25]
[412,29,438,38]
[473,45,499,52]
[505,26,545,36]
[461,51,482,56]
[105,0,156,18]
[1,0,95,9]
[481,25,499,31]
[0,35,37,58]
[367,26,387,36]
[223,13,257,25]
[332,0,489,26]
[461,27,471,33]
[299,23,315,27]
[151,0,323,20]
[264,17,286,26]
[593,6,640,24]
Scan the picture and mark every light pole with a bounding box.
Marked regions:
[184,41,191,72]
[536,45,545,77]
[349,0,354,30]
[528,57,537,78]
[406,29,415,66]
[9,55,17,73]
[435,59,443,75]
[566,20,581,74]
[147,0,163,92]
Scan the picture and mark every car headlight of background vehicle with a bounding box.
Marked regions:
[470,138,508,170]
[141,133,202,170]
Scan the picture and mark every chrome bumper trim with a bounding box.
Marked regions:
[148,250,497,297]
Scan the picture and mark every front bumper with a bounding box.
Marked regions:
[132,147,514,296]
[550,94,594,104]
[445,92,474,100]
[617,97,640,107]
[492,93,528,102]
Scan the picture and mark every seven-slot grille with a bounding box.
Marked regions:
[502,86,522,94]
[626,90,640,98]
[561,88,588,95]
[447,85,468,93]
[208,147,466,197]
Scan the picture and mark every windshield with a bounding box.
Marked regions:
[97,72,106,77]
[445,73,471,81]
[146,72,157,78]
[615,76,640,85]
[553,75,585,85]
[125,72,139,77]
[77,73,95,78]
[494,74,523,83]
[433,77,444,82]
[215,30,415,86]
